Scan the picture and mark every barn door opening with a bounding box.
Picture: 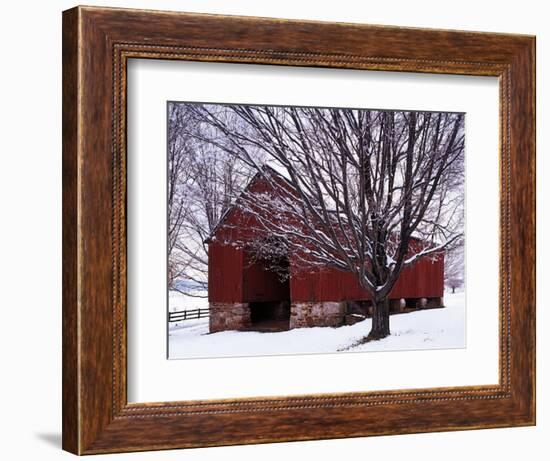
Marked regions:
[247,252,291,331]
[249,300,291,331]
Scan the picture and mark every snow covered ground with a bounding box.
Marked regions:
[169,290,209,312]
[168,291,465,359]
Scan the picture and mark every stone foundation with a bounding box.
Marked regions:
[209,302,251,333]
[209,297,444,333]
[290,301,346,328]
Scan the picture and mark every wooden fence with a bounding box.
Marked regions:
[168,308,210,323]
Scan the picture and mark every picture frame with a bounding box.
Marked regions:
[62,5,535,455]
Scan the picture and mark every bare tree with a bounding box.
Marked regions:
[190,104,465,340]
[445,244,465,293]
[168,103,255,296]
[168,103,195,290]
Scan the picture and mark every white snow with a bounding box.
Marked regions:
[168,291,465,360]
[168,291,209,330]
[169,291,209,311]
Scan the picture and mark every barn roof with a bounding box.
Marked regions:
[204,165,290,244]
[204,164,434,249]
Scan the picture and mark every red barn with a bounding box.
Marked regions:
[206,168,445,333]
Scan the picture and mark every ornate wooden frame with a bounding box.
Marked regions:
[62,5,536,455]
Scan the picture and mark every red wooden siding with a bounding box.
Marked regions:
[390,254,444,299]
[210,244,444,303]
[289,254,444,302]
[208,243,243,302]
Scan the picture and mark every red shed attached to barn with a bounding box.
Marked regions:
[206,168,445,333]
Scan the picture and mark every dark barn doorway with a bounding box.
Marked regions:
[243,245,291,331]
[249,300,291,331]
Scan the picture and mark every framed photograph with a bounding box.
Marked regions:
[62,5,535,455]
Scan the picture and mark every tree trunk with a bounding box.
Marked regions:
[368,297,391,340]
[452,287,455,294]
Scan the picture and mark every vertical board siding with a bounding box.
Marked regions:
[208,243,243,302]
